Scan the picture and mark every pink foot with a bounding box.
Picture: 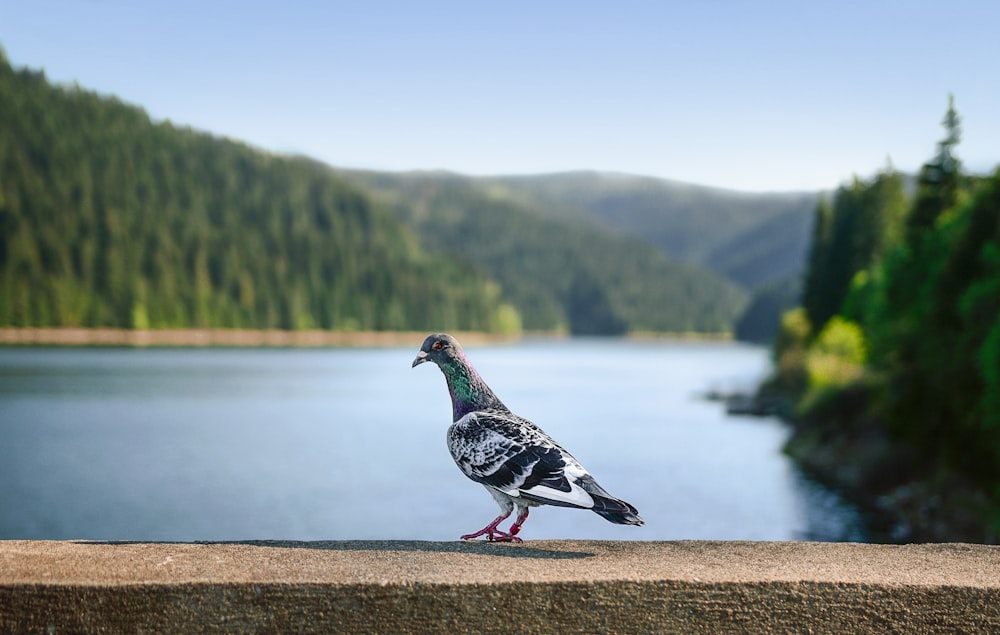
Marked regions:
[487,531,522,543]
[460,511,514,542]
[461,529,522,543]
[460,508,529,543]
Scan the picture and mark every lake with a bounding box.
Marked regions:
[0,339,865,542]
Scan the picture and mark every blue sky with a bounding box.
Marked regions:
[2,1,997,191]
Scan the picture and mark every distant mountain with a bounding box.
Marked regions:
[338,169,820,340]
[705,206,814,289]
[479,172,820,290]
[339,170,749,334]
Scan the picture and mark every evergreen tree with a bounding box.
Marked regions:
[801,169,905,336]
[907,94,962,240]
[802,195,833,333]
[868,96,968,444]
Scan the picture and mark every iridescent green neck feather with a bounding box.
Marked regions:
[440,352,506,421]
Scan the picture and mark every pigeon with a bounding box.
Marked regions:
[412,333,643,542]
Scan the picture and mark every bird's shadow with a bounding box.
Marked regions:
[74,539,595,560]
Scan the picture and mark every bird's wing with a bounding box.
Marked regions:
[448,410,596,509]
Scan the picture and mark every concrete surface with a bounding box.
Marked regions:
[2,540,999,633]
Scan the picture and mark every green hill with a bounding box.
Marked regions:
[339,170,749,334]
[0,53,516,333]
[471,172,818,342]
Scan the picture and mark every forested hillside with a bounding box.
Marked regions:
[762,98,1000,542]
[705,206,814,289]
[0,52,518,333]
[341,170,748,333]
[472,171,818,341]
[0,51,751,336]
[479,172,818,289]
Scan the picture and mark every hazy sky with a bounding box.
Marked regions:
[2,1,997,192]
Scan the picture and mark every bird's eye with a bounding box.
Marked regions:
[432,341,444,351]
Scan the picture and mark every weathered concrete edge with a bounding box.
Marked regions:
[3,579,999,634]
[3,540,999,634]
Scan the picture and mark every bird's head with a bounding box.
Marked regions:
[412,333,463,369]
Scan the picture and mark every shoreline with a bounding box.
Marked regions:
[0,327,734,348]
[782,419,999,544]
[753,379,999,544]
[0,327,514,348]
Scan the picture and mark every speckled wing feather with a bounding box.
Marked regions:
[447,409,598,509]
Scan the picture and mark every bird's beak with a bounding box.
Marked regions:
[412,351,428,368]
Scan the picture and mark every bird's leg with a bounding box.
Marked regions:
[460,510,521,542]
[508,506,529,537]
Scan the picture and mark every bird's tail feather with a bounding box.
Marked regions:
[578,475,644,526]
[592,495,644,526]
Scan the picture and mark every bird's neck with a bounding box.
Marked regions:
[442,354,506,421]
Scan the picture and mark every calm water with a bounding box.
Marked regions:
[0,339,865,542]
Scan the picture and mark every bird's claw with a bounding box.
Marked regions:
[461,531,522,543]
[486,531,522,543]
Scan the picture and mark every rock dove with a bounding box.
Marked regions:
[412,333,644,542]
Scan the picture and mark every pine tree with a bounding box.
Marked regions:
[802,195,832,334]
[907,94,962,239]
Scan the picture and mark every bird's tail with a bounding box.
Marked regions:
[578,475,644,526]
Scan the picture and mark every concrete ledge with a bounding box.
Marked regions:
[2,540,998,633]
